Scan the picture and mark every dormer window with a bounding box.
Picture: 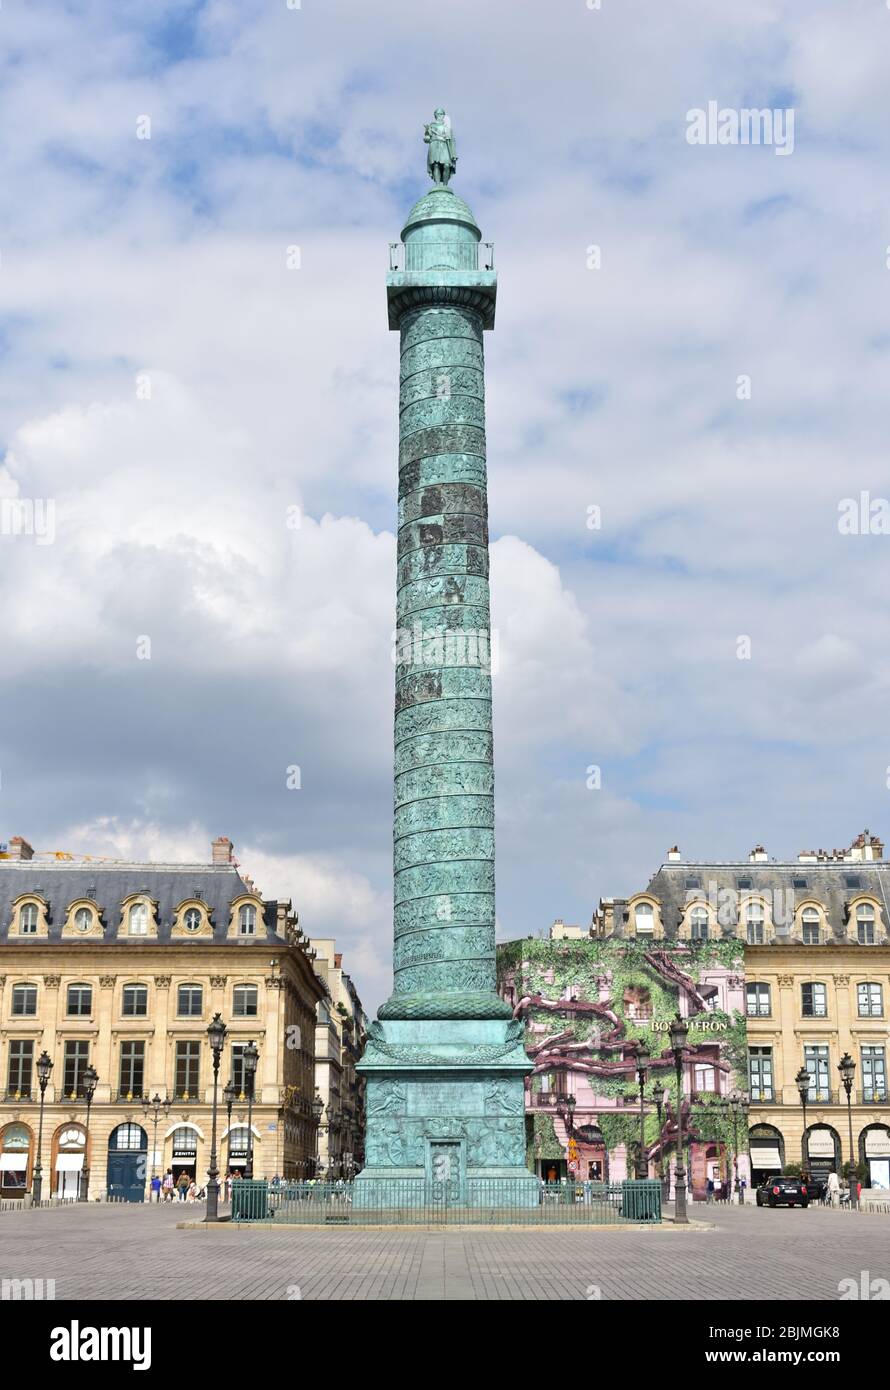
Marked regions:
[801,907,821,944]
[128,903,148,936]
[857,903,876,945]
[184,908,202,933]
[74,907,93,932]
[690,907,709,941]
[746,903,765,944]
[238,904,257,937]
[20,903,38,934]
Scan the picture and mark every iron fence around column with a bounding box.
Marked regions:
[231,1178,662,1226]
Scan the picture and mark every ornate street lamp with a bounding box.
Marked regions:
[838,1053,857,1209]
[312,1093,324,1178]
[79,1064,99,1202]
[795,1065,811,1168]
[635,1045,650,1180]
[651,1084,669,1203]
[205,1013,227,1221]
[223,1080,236,1190]
[32,1051,53,1204]
[727,1091,742,1203]
[669,1015,689,1223]
[141,1092,172,1196]
[243,1040,259,1180]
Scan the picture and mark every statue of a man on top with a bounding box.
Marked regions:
[424,108,457,186]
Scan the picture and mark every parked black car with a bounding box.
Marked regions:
[755,1175,809,1208]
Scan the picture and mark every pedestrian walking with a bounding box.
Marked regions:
[176,1170,190,1201]
[150,1174,162,1203]
[162,1169,174,1202]
[706,1177,714,1203]
[827,1170,840,1208]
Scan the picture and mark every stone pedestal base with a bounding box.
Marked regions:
[354,1017,535,1208]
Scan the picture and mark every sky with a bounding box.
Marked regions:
[2,0,889,1011]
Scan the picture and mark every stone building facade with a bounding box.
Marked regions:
[503,828,889,1200]
[310,938,368,1178]
[0,836,325,1198]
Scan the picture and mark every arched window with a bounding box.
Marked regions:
[171,1126,197,1155]
[228,1126,251,1160]
[633,902,654,936]
[184,908,202,932]
[233,984,258,1018]
[110,1123,146,1151]
[19,903,38,935]
[857,903,876,945]
[745,902,765,945]
[11,984,38,1017]
[690,906,709,941]
[128,902,148,936]
[238,904,257,937]
[801,907,820,944]
[122,984,148,1017]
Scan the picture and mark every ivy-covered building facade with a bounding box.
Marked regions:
[497,933,749,1199]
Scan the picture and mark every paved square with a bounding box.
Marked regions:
[0,1203,886,1300]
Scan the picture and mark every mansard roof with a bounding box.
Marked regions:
[0,859,283,944]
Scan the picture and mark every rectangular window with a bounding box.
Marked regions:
[746,922,765,945]
[177,985,203,1018]
[66,984,93,1017]
[7,1040,34,1097]
[746,983,771,1017]
[862,1046,887,1103]
[802,921,820,945]
[694,1063,716,1093]
[232,985,258,1018]
[174,1041,200,1100]
[804,1044,830,1102]
[231,1043,247,1097]
[11,985,38,1017]
[801,982,827,1018]
[858,983,883,1018]
[748,1047,773,1102]
[118,1041,145,1098]
[63,1041,90,1099]
[122,985,148,1017]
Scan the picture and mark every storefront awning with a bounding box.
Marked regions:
[0,1155,28,1171]
[750,1144,782,1169]
[55,1155,84,1171]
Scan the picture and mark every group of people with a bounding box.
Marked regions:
[149,1169,270,1202]
[150,1170,204,1202]
[705,1176,746,1202]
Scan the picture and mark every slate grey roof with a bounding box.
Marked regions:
[644,859,890,940]
[0,859,285,944]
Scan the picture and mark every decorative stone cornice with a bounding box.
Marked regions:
[209,975,227,988]
[833,974,850,986]
[154,975,172,988]
[99,976,116,988]
[776,974,794,988]
[43,974,61,988]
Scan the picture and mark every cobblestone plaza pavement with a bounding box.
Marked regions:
[1,1202,887,1301]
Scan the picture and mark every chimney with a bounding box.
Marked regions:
[667,846,682,862]
[212,836,233,865]
[748,845,768,863]
[334,953,343,968]
[8,837,34,861]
